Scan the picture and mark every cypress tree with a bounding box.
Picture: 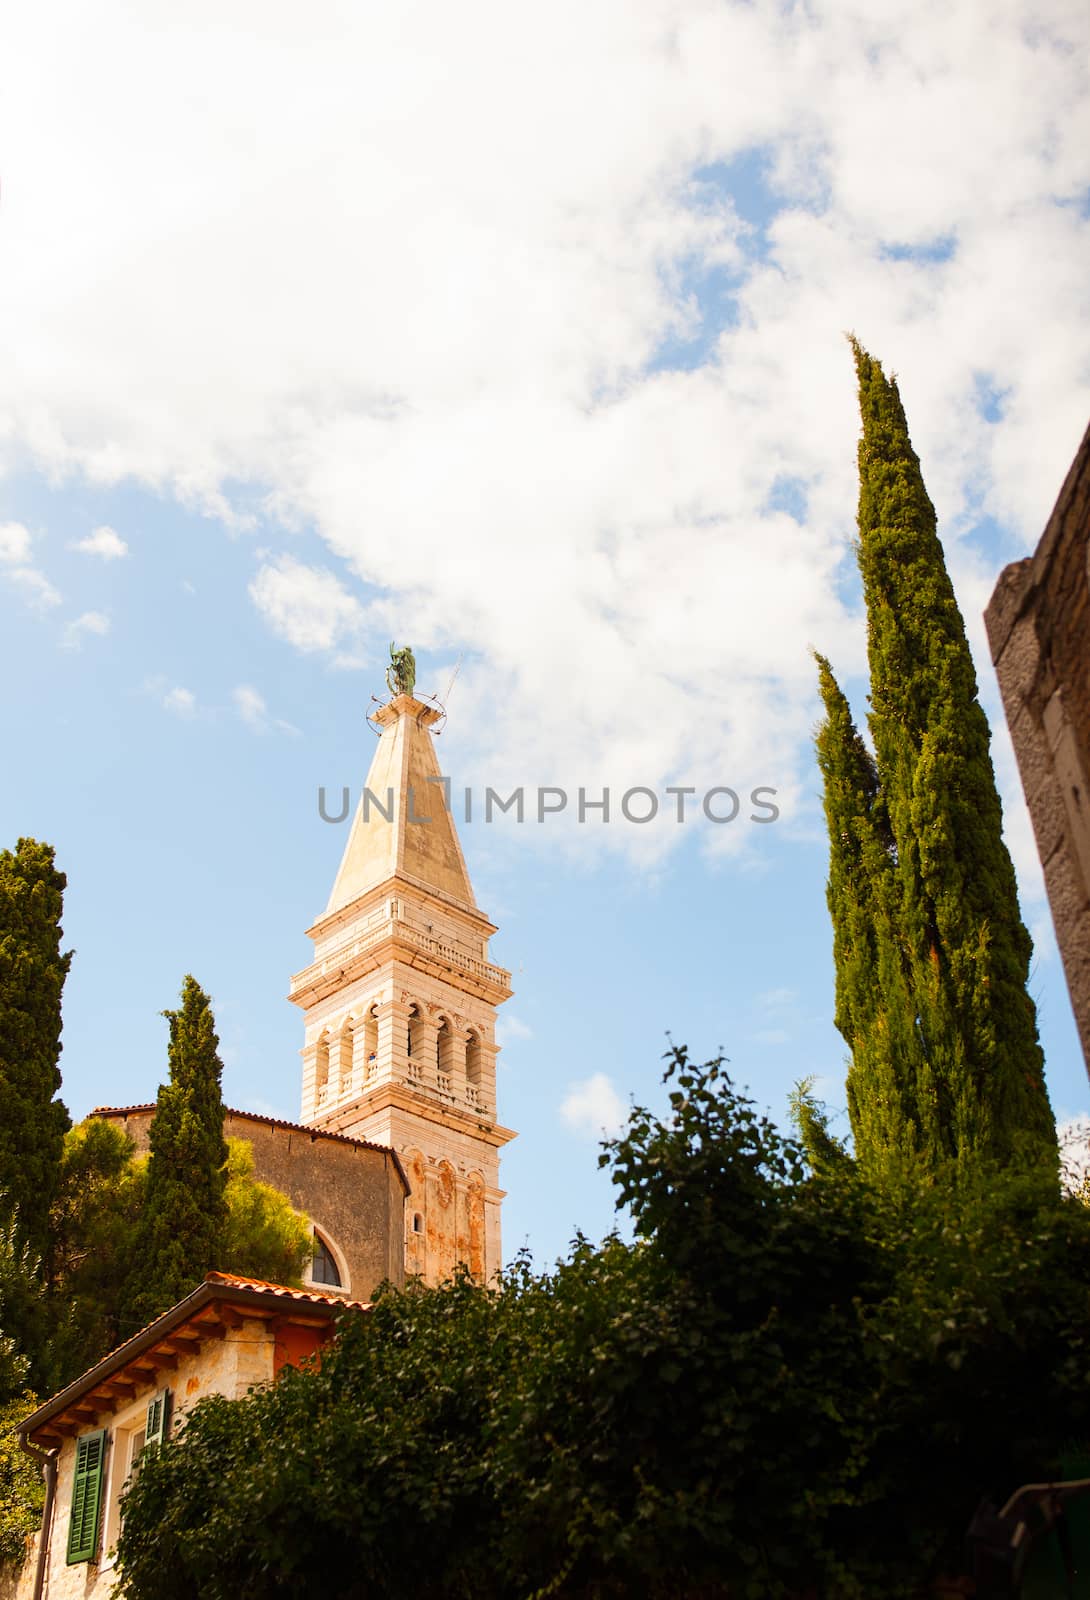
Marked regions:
[816,343,1055,1172]
[126,976,228,1327]
[0,839,71,1261]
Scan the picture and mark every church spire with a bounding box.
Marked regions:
[289,653,515,1286]
[325,694,476,917]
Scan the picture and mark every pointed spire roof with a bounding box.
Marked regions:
[325,694,476,916]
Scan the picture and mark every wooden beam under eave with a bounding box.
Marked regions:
[156,1336,201,1358]
[103,1380,138,1401]
[132,1352,177,1374]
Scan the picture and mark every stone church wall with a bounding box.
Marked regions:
[94,1107,407,1299]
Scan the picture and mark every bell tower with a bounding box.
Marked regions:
[289,686,515,1285]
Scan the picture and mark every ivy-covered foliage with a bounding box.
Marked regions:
[124,976,230,1328]
[816,343,1055,1173]
[115,1049,1090,1599]
[0,839,71,1263]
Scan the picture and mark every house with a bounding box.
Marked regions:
[13,1272,367,1599]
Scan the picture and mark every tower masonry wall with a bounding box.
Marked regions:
[985,419,1090,1073]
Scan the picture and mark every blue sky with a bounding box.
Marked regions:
[1,0,1089,1267]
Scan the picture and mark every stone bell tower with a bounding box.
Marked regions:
[289,683,515,1285]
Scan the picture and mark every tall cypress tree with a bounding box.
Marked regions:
[0,839,71,1261]
[816,342,1055,1172]
[126,976,228,1327]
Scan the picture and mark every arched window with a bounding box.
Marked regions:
[363,1004,379,1077]
[407,1004,419,1061]
[315,1032,330,1099]
[412,1212,424,1234]
[465,1029,482,1086]
[436,1016,455,1076]
[310,1232,341,1288]
[339,1017,354,1096]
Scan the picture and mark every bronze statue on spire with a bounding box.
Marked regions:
[386,641,416,698]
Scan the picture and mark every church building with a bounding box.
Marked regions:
[11,671,518,1595]
[97,678,516,1298]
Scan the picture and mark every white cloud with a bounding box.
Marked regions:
[72,523,128,559]
[496,1014,533,1048]
[560,1072,627,1140]
[232,682,299,736]
[753,1028,790,1046]
[61,609,110,649]
[163,686,196,717]
[0,521,32,564]
[249,556,364,654]
[0,2,1086,885]
[233,684,267,727]
[758,988,797,1012]
[0,520,61,609]
[4,564,62,609]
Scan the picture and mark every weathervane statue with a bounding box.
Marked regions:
[386,641,416,699]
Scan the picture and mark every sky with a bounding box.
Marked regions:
[1,0,1089,1267]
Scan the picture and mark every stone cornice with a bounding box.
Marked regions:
[306,873,498,945]
[311,1083,517,1150]
[290,918,511,1010]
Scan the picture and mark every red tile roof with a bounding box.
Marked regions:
[203,1270,370,1310]
[19,1272,370,1445]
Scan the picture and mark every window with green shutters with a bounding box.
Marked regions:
[67,1429,107,1565]
[144,1389,172,1453]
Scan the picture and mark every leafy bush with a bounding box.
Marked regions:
[115,1049,1090,1599]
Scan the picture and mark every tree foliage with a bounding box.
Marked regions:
[0,839,71,1261]
[816,343,1055,1173]
[116,1048,1090,1599]
[49,1119,146,1375]
[125,976,229,1328]
[220,1139,312,1287]
[0,1392,45,1568]
[45,1125,311,1378]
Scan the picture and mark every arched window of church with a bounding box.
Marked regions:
[339,1017,354,1095]
[363,1004,379,1076]
[406,1003,419,1061]
[315,1032,330,1097]
[436,1016,454,1076]
[466,1029,482,1086]
[310,1232,342,1288]
[412,1212,424,1234]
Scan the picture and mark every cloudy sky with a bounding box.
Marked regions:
[1,0,1089,1264]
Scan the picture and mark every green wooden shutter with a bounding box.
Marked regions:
[144,1388,172,1451]
[66,1429,107,1565]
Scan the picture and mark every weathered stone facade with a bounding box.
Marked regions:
[92,1107,408,1300]
[985,419,1090,1074]
[14,1275,365,1600]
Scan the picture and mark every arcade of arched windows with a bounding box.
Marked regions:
[307,995,493,1116]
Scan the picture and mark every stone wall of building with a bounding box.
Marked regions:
[985,420,1090,1074]
[95,1107,407,1300]
[16,1318,279,1600]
